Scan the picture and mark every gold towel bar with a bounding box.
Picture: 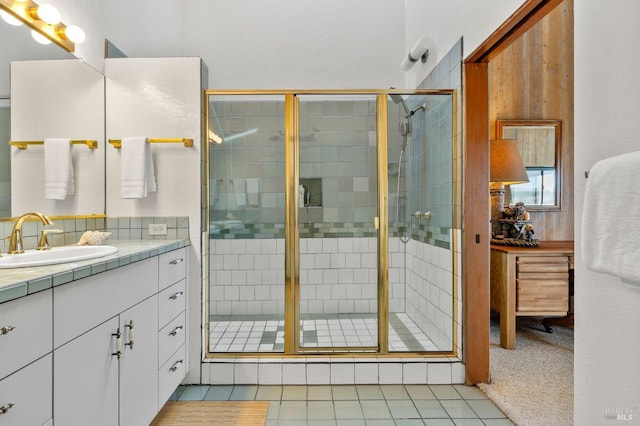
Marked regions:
[8,140,98,150]
[108,138,193,148]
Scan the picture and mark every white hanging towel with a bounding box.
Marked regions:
[246,178,261,206]
[582,150,640,287]
[44,138,75,200]
[120,137,157,198]
[232,178,247,207]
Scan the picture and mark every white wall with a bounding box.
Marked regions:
[404,0,524,87]
[105,57,204,383]
[181,0,406,89]
[10,59,105,216]
[574,2,640,423]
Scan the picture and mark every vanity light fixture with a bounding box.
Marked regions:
[0,0,85,52]
[401,36,430,71]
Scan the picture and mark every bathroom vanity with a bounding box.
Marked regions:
[490,240,573,349]
[0,240,188,426]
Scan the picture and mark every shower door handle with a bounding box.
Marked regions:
[373,217,379,230]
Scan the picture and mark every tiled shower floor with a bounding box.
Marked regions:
[210,313,440,352]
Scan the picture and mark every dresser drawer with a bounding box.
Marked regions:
[0,290,52,380]
[159,279,186,329]
[517,279,569,312]
[159,248,187,291]
[0,354,52,426]
[159,312,186,368]
[158,344,186,408]
[517,256,569,273]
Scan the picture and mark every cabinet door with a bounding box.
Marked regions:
[120,296,159,426]
[0,354,52,426]
[54,317,119,426]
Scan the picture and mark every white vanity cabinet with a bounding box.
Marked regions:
[0,290,53,426]
[53,258,159,426]
[0,243,188,426]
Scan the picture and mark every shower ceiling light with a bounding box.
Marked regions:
[401,36,430,71]
[0,0,84,52]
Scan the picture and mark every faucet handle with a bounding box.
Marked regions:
[38,229,63,251]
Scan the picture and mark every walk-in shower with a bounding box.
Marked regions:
[206,90,456,357]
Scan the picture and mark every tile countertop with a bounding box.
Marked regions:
[0,239,190,304]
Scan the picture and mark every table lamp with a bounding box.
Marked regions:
[490,139,529,238]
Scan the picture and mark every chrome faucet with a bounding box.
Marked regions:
[7,212,54,254]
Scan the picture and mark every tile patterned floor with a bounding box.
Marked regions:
[171,384,514,425]
[210,313,439,353]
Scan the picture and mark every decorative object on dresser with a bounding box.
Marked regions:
[490,241,573,349]
[490,138,537,246]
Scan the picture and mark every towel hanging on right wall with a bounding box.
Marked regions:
[582,150,640,287]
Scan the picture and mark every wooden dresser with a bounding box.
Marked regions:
[490,241,573,349]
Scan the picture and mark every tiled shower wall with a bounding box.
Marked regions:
[210,236,405,316]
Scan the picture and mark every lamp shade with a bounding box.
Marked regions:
[490,139,529,184]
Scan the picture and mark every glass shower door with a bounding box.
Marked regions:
[296,94,380,352]
[208,94,286,353]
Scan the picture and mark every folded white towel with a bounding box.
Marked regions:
[233,178,247,207]
[582,150,640,286]
[44,138,74,200]
[121,137,157,199]
[246,178,261,206]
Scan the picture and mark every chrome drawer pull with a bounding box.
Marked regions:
[0,325,16,336]
[112,328,122,359]
[169,258,184,265]
[0,403,15,415]
[169,325,184,336]
[169,291,184,300]
[169,359,183,372]
[125,320,135,350]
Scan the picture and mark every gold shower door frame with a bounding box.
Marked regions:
[204,89,457,358]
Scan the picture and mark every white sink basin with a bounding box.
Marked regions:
[0,245,118,269]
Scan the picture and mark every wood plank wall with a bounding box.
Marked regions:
[489,0,574,241]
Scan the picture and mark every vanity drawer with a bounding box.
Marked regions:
[0,290,52,380]
[159,248,187,291]
[158,344,186,408]
[159,312,186,368]
[517,256,569,274]
[54,258,157,348]
[0,354,52,426]
[158,279,186,329]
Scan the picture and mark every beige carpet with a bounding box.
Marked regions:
[478,318,573,426]
[150,401,269,426]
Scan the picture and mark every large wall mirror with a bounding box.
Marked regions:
[497,119,562,211]
[1,19,105,219]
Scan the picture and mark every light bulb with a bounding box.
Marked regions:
[35,4,61,25]
[64,25,85,43]
[0,10,23,26]
[31,29,51,44]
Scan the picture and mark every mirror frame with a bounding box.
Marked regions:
[496,119,562,211]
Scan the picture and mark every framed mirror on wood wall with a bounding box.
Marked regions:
[497,119,562,211]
